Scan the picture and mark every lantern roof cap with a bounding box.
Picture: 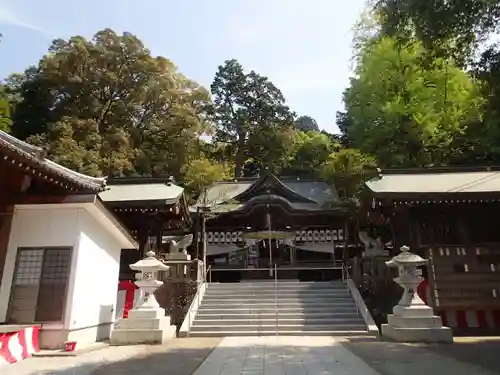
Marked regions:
[386,245,428,267]
[130,251,169,271]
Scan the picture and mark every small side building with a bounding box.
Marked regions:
[99,177,193,280]
[0,131,137,349]
[364,166,500,332]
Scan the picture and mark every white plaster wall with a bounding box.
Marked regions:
[0,204,124,347]
[0,206,80,323]
[67,209,122,338]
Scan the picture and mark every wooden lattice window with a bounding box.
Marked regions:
[8,247,72,323]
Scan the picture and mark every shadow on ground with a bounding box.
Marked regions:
[341,336,500,375]
[6,338,221,375]
[7,336,500,375]
[425,337,500,375]
[89,344,216,375]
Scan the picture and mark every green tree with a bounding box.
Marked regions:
[8,29,210,177]
[450,46,500,165]
[181,158,232,200]
[28,117,104,176]
[210,59,296,177]
[295,115,319,132]
[284,131,338,177]
[320,148,376,198]
[374,0,500,64]
[0,85,12,132]
[340,36,483,167]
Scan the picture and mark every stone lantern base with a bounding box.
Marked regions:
[110,307,176,345]
[381,304,453,343]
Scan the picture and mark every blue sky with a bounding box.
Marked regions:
[0,0,366,133]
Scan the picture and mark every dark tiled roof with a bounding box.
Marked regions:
[0,130,106,192]
[195,174,339,213]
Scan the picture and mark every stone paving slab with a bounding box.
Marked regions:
[421,337,500,374]
[192,336,380,375]
[2,338,221,375]
[340,337,499,375]
[91,338,221,375]
[6,335,500,375]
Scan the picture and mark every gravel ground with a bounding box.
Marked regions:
[2,338,221,375]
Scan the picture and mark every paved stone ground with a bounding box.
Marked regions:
[193,336,379,375]
[341,336,500,375]
[4,336,500,375]
[422,337,500,374]
[1,338,221,375]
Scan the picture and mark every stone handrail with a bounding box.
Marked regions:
[178,265,210,337]
[343,265,379,336]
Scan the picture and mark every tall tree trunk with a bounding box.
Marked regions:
[234,133,246,178]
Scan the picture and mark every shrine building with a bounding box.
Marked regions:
[364,166,500,332]
[196,171,353,281]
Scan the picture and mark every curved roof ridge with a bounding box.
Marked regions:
[0,130,106,191]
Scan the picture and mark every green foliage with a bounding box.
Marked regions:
[294,115,319,132]
[0,86,12,132]
[374,0,500,64]
[210,59,295,177]
[320,148,377,198]
[340,36,483,168]
[181,158,232,200]
[284,131,339,177]
[8,29,210,177]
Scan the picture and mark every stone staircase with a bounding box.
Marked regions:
[188,280,370,337]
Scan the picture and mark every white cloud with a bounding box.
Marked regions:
[0,3,44,33]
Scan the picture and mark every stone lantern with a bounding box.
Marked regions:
[130,251,169,310]
[381,245,453,343]
[110,251,176,345]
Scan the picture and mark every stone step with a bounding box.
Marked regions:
[202,297,354,304]
[196,311,359,319]
[198,306,357,314]
[199,302,356,310]
[193,318,364,325]
[214,280,339,284]
[188,330,371,337]
[190,280,367,337]
[190,324,367,332]
[208,281,346,290]
[115,318,171,330]
[110,326,176,345]
[204,291,351,297]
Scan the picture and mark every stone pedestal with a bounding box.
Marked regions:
[381,245,453,343]
[110,251,176,345]
[382,301,453,343]
[110,307,176,345]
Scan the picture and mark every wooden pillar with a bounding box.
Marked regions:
[156,217,163,254]
[0,205,14,287]
[392,205,411,252]
[455,206,470,245]
[342,220,349,264]
[137,222,148,257]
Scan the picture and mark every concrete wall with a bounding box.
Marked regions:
[0,204,123,349]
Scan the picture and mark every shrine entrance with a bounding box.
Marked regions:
[255,239,291,268]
